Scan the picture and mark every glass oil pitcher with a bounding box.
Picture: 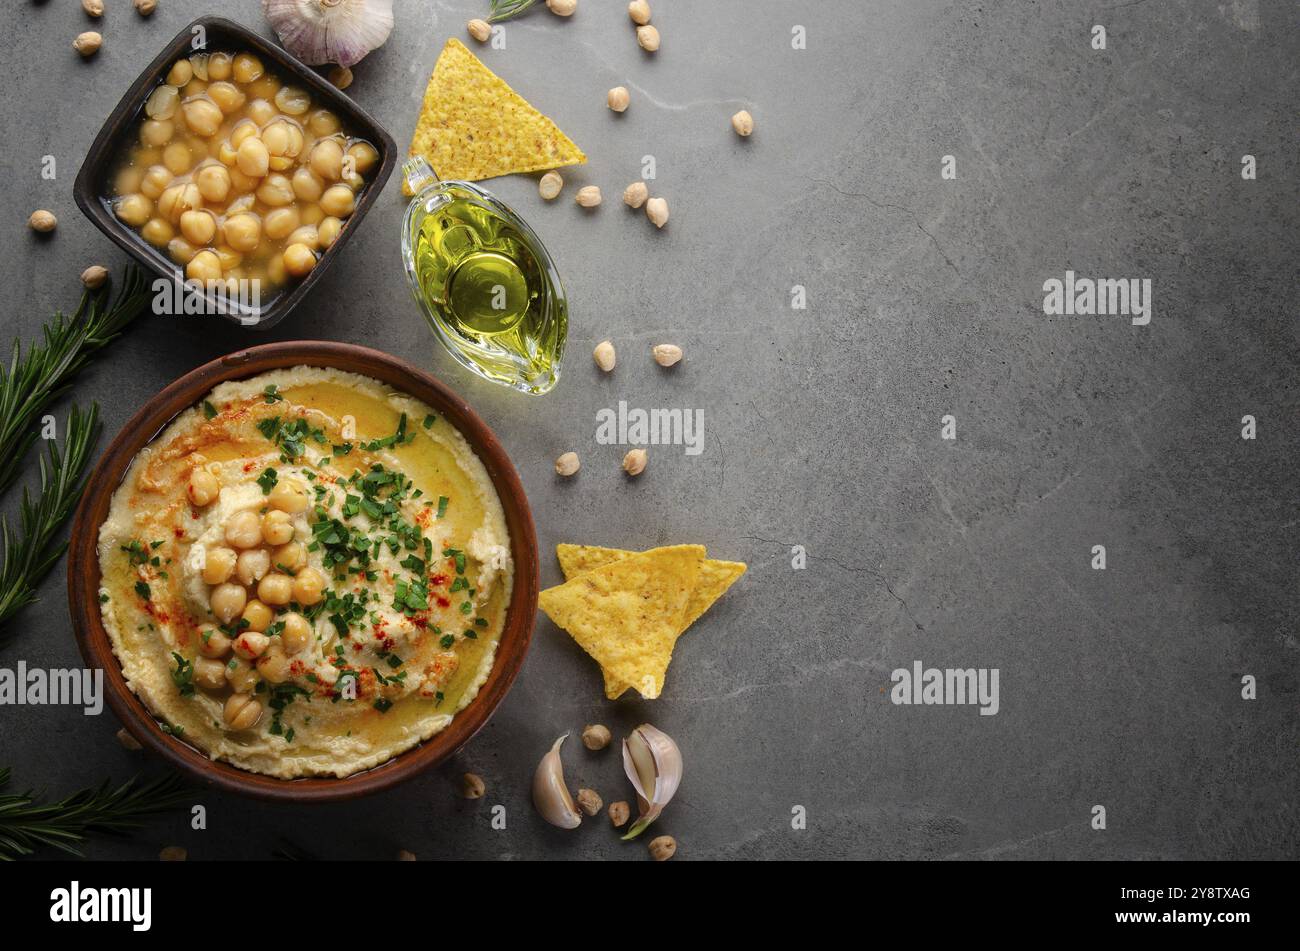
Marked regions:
[400,157,568,395]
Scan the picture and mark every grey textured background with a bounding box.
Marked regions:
[1,0,1296,860]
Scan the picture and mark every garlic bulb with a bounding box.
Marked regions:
[263,0,394,69]
[532,734,583,829]
[621,724,682,839]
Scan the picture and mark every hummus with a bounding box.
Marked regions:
[97,367,512,778]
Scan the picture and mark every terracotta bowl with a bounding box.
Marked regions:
[67,342,538,801]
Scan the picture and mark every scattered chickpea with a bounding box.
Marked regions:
[291,566,325,605]
[575,185,602,208]
[628,0,652,26]
[462,772,486,799]
[576,788,603,817]
[81,265,109,289]
[134,0,157,15]
[645,196,669,228]
[547,0,578,15]
[554,451,580,477]
[581,723,611,750]
[82,0,105,18]
[233,630,270,660]
[193,657,227,692]
[225,510,263,549]
[74,31,103,57]
[235,548,270,587]
[28,210,57,233]
[258,572,294,606]
[593,339,616,372]
[622,448,648,476]
[197,626,232,659]
[538,170,563,201]
[607,86,630,113]
[201,548,237,586]
[223,693,263,731]
[241,599,273,633]
[467,18,492,43]
[280,613,312,655]
[256,645,292,684]
[652,344,683,367]
[158,846,187,862]
[608,800,631,827]
[396,850,417,861]
[637,25,661,52]
[328,66,353,90]
[731,109,755,137]
[623,181,648,208]
[209,582,247,626]
[268,479,310,514]
[116,727,143,751]
[187,468,220,506]
[648,834,677,861]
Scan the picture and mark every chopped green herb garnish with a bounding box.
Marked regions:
[257,467,278,495]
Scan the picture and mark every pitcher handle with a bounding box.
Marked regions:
[402,156,440,198]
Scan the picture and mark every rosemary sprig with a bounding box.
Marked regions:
[0,266,148,495]
[488,0,539,23]
[0,766,190,860]
[0,404,100,629]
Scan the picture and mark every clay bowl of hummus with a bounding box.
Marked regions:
[67,342,538,801]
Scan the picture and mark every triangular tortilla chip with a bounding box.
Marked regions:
[409,38,586,181]
[558,544,746,630]
[556,544,746,698]
[539,546,704,700]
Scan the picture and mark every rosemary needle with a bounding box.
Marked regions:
[0,266,148,496]
[0,766,190,860]
[487,0,539,23]
[0,404,100,629]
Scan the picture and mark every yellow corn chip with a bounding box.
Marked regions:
[539,546,704,700]
[557,544,746,630]
[555,544,747,699]
[409,38,586,182]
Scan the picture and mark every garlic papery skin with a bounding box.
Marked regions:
[620,724,682,840]
[263,0,395,69]
[532,734,583,829]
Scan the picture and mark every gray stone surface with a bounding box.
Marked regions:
[0,0,1295,860]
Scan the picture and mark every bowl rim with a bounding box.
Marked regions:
[66,341,539,802]
[72,15,398,331]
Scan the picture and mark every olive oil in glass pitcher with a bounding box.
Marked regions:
[401,157,568,395]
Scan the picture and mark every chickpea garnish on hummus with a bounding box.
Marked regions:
[97,367,512,779]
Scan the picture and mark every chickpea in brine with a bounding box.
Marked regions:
[232,52,264,84]
[283,243,317,278]
[195,163,231,202]
[140,119,174,148]
[223,212,261,253]
[140,165,172,200]
[180,209,217,246]
[319,185,355,218]
[115,194,152,227]
[141,218,173,247]
[186,249,222,283]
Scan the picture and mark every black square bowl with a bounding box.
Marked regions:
[74,16,397,329]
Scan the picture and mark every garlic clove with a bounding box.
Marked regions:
[262,0,395,69]
[620,724,682,839]
[532,734,583,828]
